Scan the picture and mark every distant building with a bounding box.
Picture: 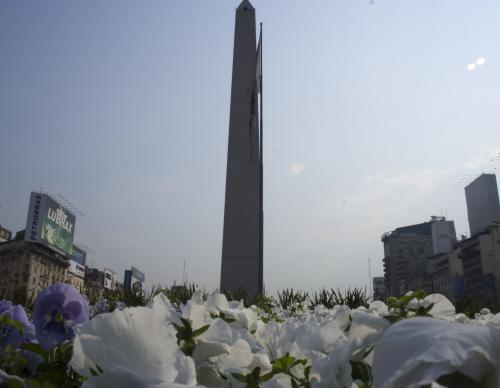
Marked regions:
[84,268,105,301]
[67,259,86,293]
[372,277,385,300]
[0,225,12,242]
[465,174,500,236]
[382,221,434,296]
[431,216,457,254]
[429,250,464,302]
[458,224,500,299]
[0,237,69,302]
[407,260,434,294]
[382,217,457,296]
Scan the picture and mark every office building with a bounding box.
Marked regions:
[465,174,500,236]
[0,233,69,302]
[382,217,457,296]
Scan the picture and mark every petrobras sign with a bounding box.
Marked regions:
[124,266,145,292]
[104,268,116,290]
[25,192,76,257]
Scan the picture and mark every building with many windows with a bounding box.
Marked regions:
[465,174,500,236]
[0,235,69,302]
[458,223,500,299]
[429,250,464,302]
[84,268,105,301]
[382,217,457,296]
[0,225,12,242]
[372,277,385,301]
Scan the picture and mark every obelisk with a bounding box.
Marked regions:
[220,0,262,297]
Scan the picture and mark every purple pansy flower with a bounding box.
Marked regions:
[0,302,35,351]
[0,300,13,314]
[32,283,89,349]
[91,299,109,317]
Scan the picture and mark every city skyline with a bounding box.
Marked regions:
[1,1,500,292]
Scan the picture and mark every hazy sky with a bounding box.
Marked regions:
[1,1,499,293]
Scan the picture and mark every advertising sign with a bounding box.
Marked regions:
[124,267,145,292]
[25,192,76,256]
[104,268,116,290]
[71,245,87,266]
[68,260,85,278]
[131,267,145,282]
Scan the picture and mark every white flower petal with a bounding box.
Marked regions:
[348,310,390,361]
[205,294,230,313]
[373,317,500,387]
[214,338,254,374]
[71,305,197,386]
[368,301,389,316]
[422,294,455,320]
[181,299,209,330]
[316,338,353,388]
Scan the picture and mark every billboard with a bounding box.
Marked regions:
[71,245,87,266]
[25,192,76,256]
[104,268,116,290]
[68,260,86,278]
[124,266,145,292]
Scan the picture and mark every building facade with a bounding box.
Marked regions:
[372,277,385,301]
[458,224,500,299]
[465,174,500,236]
[429,250,464,302]
[382,217,457,296]
[382,221,434,296]
[431,216,457,254]
[0,238,68,302]
[84,268,105,301]
[0,225,12,242]
[67,259,86,293]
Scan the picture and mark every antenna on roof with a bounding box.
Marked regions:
[368,258,373,300]
[75,242,95,254]
[55,193,85,216]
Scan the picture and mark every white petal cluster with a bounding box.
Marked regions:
[71,292,500,387]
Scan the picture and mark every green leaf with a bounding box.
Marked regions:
[260,372,274,382]
[25,380,42,388]
[192,324,210,337]
[350,360,372,385]
[0,316,25,336]
[231,372,248,383]
[23,343,49,361]
[7,379,25,388]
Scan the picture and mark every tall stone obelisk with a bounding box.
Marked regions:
[220,0,262,297]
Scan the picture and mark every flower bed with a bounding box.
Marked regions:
[1,284,500,387]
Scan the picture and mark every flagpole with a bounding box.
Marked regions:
[258,22,264,294]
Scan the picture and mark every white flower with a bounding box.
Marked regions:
[331,305,351,331]
[373,317,500,388]
[181,296,209,331]
[204,294,230,313]
[347,310,390,362]
[71,296,199,387]
[81,365,203,388]
[194,318,233,363]
[422,294,455,320]
[368,301,388,316]
[315,337,353,388]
